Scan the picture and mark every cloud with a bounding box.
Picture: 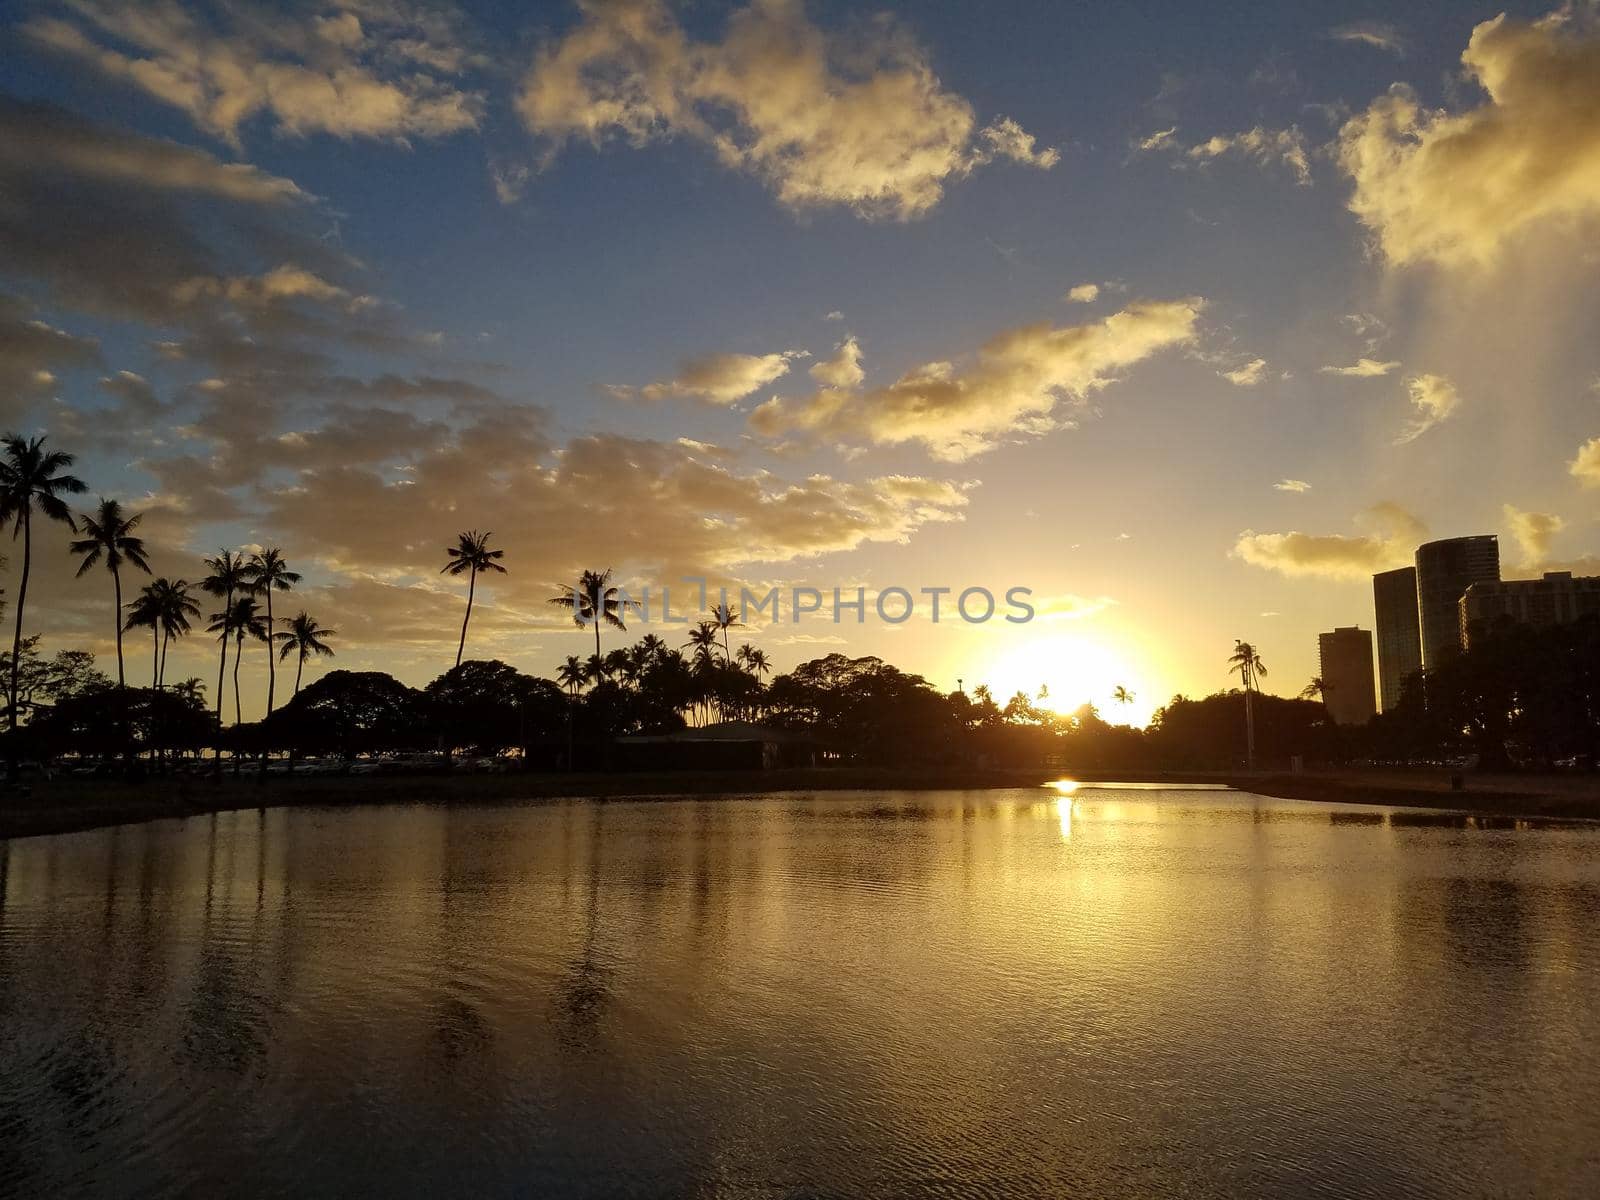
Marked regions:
[1034,593,1116,622]
[1329,21,1407,55]
[750,298,1204,460]
[1503,504,1565,565]
[636,350,803,404]
[1571,436,1600,488]
[1395,373,1460,444]
[1234,502,1426,580]
[1220,357,1267,386]
[1274,479,1311,492]
[25,0,485,146]
[1065,283,1100,303]
[516,0,1056,219]
[1320,357,1400,377]
[1338,9,1600,267]
[489,159,532,204]
[809,336,863,389]
[1185,125,1311,185]
[823,310,844,321]
[1136,127,1177,153]
[0,294,102,417]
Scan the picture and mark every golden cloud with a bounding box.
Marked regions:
[1394,373,1459,444]
[25,1,484,146]
[1339,9,1600,267]
[1233,502,1426,580]
[1502,504,1565,565]
[517,0,1056,219]
[635,350,803,405]
[750,298,1204,460]
[1570,436,1600,488]
[1319,358,1399,377]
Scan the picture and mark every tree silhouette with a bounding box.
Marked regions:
[207,596,266,730]
[1228,640,1267,769]
[245,548,301,716]
[0,434,85,749]
[69,499,151,689]
[442,530,506,668]
[550,568,636,661]
[126,578,200,689]
[557,655,587,695]
[200,551,250,729]
[276,612,337,697]
[710,602,743,663]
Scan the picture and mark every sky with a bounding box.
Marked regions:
[1,0,1598,725]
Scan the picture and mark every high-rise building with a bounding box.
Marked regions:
[1317,626,1377,725]
[1372,566,1422,712]
[1414,536,1499,670]
[1460,572,1600,646]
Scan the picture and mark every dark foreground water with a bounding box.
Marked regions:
[2,787,1598,1198]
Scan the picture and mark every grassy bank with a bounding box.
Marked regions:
[3,765,1597,841]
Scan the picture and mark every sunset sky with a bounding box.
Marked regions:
[2,0,1598,723]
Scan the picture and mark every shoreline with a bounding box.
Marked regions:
[2,766,1597,841]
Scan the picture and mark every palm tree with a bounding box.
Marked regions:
[1300,677,1328,702]
[0,434,85,744]
[557,655,587,695]
[207,596,266,728]
[276,612,336,697]
[442,530,506,668]
[125,585,162,690]
[1228,640,1267,770]
[154,579,201,687]
[200,550,250,728]
[736,643,771,677]
[709,602,743,662]
[245,548,301,716]
[69,499,151,689]
[550,568,637,661]
[684,621,719,665]
[1113,684,1134,708]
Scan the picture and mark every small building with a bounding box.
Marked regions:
[1317,626,1377,726]
[613,722,834,771]
[1461,572,1600,646]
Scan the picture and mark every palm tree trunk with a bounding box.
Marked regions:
[593,611,601,662]
[456,565,476,668]
[232,636,243,778]
[215,587,231,724]
[264,592,276,717]
[8,509,30,742]
[152,624,160,690]
[112,567,125,689]
[294,652,304,697]
[159,629,170,690]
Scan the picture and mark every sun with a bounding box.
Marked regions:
[980,632,1155,725]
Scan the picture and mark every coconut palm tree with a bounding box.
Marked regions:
[207,596,266,728]
[245,548,300,717]
[200,550,250,727]
[124,585,163,690]
[736,643,770,677]
[557,655,587,695]
[709,602,743,663]
[1228,640,1267,769]
[0,434,85,743]
[441,530,506,669]
[1112,684,1134,708]
[68,499,151,689]
[550,568,636,661]
[154,579,201,688]
[276,612,337,697]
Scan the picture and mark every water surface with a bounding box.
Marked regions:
[2,787,1598,1197]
